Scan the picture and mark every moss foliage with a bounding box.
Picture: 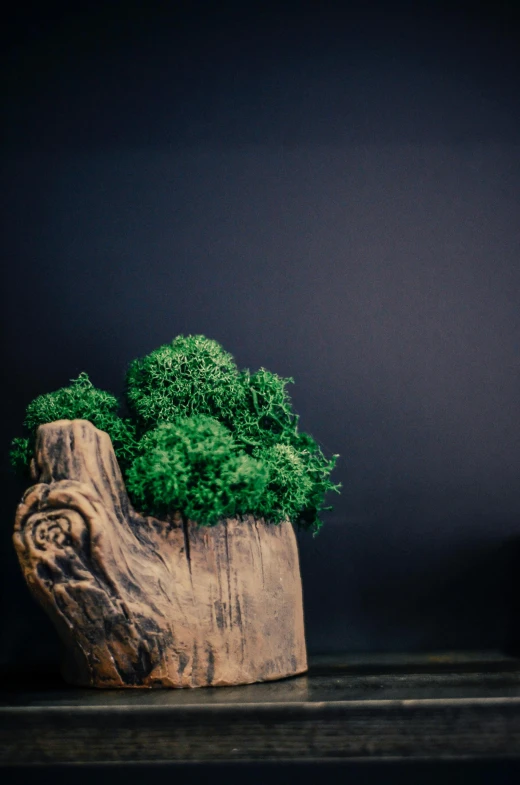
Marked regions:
[11,336,340,531]
[126,417,268,525]
[12,372,139,475]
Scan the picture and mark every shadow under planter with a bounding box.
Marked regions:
[13,420,307,688]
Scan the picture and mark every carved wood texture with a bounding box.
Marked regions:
[13,420,307,688]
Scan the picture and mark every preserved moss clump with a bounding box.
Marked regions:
[126,416,268,525]
[10,372,139,478]
[126,335,245,427]
[11,335,340,532]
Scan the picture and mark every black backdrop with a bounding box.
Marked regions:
[2,0,520,668]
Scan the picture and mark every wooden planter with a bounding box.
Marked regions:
[13,420,308,688]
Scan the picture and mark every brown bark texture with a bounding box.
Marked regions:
[13,420,308,688]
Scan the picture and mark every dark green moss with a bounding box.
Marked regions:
[9,436,32,480]
[126,416,268,526]
[10,335,340,532]
[16,372,139,473]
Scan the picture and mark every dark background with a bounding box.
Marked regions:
[1,0,520,668]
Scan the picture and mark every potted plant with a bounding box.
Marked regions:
[11,335,340,688]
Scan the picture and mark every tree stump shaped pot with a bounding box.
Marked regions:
[13,420,308,688]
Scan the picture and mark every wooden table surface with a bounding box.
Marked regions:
[2,651,520,765]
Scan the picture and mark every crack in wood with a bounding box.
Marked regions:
[181,516,192,575]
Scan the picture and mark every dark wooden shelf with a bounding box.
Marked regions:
[2,651,520,765]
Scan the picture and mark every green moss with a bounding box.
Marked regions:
[125,335,245,428]
[23,372,119,432]
[232,368,298,449]
[126,416,268,526]
[15,372,139,472]
[10,336,341,532]
[252,443,313,524]
[9,436,32,479]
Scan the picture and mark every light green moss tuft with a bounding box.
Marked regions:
[125,335,245,427]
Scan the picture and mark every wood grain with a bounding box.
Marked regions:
[13,420,307,688]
